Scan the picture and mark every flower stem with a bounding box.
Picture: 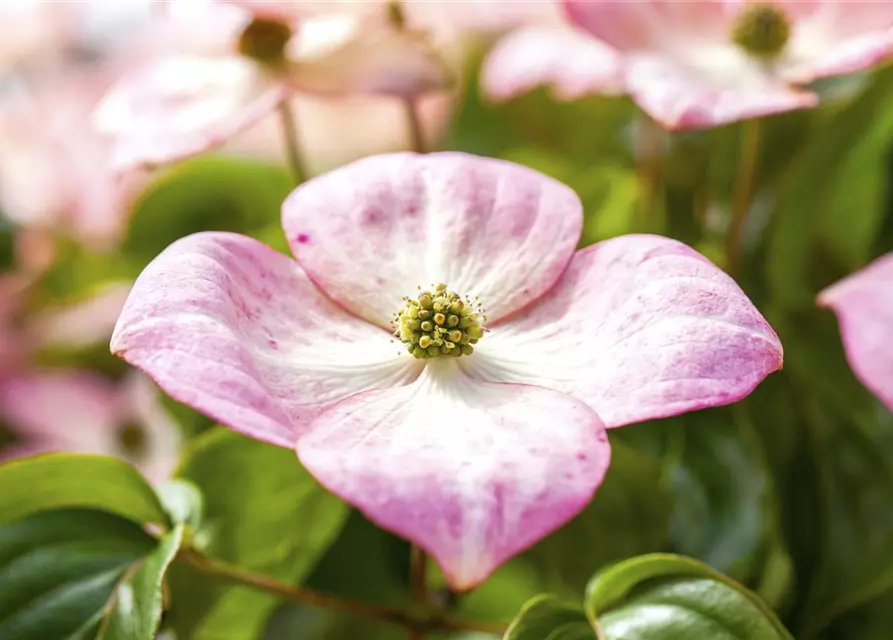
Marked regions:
[176,548,506,635]
[726,119,761,276]
[635,115,664,233]
[278,100,308,185]
[409,545,429,639]
[404,98,427,154]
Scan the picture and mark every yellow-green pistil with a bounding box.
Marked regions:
[731,3,791,58]
[393,284,485,359]
[237,17,293,64]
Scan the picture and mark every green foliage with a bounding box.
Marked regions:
[0,509,170,640]
[168,428,350,640]
[0,454,169,528]
[585,554,792,640]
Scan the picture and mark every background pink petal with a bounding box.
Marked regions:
[563,0,732,52]
[93,55,287,170]
[467,235,783,428]
[282,152,583,328]
[624,54,818,131]
[482,25,623,102]
[818,253,893,412]
[785,0,893,83]
[0,370,121,449]
[111,231,421,449]
[297,359,609,591]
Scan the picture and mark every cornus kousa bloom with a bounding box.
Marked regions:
[93,0,448,170]
[111,152,783,588]
[564,0,893,130]
[819,253,893,412]
[0,371,181,484]
[479,0,623,101]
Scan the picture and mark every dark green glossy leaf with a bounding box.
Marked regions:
[98,524,185,639]
[169,428,349,639]
[586,554,793,640]
[0,454,169,528]
[0,509,156,640]
[504,595,593,640]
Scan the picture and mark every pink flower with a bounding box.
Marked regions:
[818,253,893,412]
[0,371,182,485]
[0,73,146,250]
[111,152,782,588]
[93,0,449,170]
[480,0,623,101]
[564,0,893,130]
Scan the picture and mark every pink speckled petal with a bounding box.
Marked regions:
[563,0,732,52]
[111,232,421,449]
[297,358,609,590]
[625,52,817,131]
[468,235,783,428]
[482,25,623,102]
[818,253,893,412]
[283,152,583,328]
[93,55,287,170]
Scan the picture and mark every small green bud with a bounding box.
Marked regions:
[392,284,487,360]
[420,321,434,332]
[434,313,446,325]
[418,335,432,349]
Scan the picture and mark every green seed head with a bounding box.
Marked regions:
[731,3,791,59]
[237,18,293,63]
[393,284,486,359]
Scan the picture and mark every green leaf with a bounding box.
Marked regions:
[585,553,793,640]
[125,155,293,268]
[504,595,594,640]
[0,454,169,528]
[0,509,156,640]
[156,479,204,529]
[169,428,349,639]
[98,524,185,640]
[524,440,672,596]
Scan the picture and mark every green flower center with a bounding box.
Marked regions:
[237,17,293,63]
[730,3,791,59]
[118,423,147,460]
[393,284,485,359]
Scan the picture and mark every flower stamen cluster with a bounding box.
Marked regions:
[731,3,791,59]
[237,17,293,64]
[392,284,485,359]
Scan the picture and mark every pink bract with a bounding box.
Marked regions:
[819,253,893,412]
[0,371,181,485]
[563,0,893,130]
[93,1,449,170]
[112,152,782,589]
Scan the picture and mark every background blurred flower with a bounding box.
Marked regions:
[480,0,623,102]
[564,0,893,130]
[819,253,893,413]
[93,0,450,170]
[0,370,181,484]
[110,152,781,589]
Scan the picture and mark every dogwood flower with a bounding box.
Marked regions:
[0,371,181,484]
[93,0,449,170]
[480,0,623,101]
[818,253,893,412]
[111,152,782,588]
[564,0,893,130]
